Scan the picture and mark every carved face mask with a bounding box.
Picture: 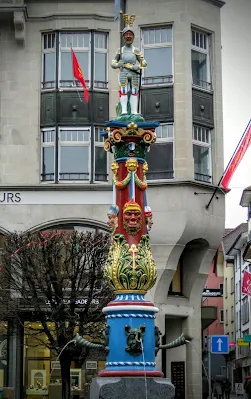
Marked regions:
[123,210,142,235]
[107,214,118,233]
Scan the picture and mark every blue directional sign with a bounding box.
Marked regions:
[211,335,229,354]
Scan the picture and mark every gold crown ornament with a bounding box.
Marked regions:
[123,200,141,214]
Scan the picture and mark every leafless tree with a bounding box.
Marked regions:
[0,230,112,399]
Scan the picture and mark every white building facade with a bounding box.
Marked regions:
[0,1,225,398]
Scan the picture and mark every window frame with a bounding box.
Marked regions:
[93,32,108,90]
[191,28,212,92]
[231,277,234,294]
[58,32,91,89]
[58,127,91,183]
[41,126,109,184]
[94,126,109,183]
[41,31,109,91]
[231,305,234,322]
[41,32,56,90]
[41,128,56,182]
[141,26,173,86]
[192,125,212,184]
[220,309,224,323]
[225,277,228,298]
[146,123,174,181]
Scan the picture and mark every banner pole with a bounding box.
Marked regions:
[205,119,251,209]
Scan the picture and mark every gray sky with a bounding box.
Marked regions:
[221,0,251,227]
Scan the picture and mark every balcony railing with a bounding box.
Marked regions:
[195,172,212,184]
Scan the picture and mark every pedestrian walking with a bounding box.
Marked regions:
[202,375,209,399]
[214,381,223,399]
[245,377,251,399]
[223,378,231,399]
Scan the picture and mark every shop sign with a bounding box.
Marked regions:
[237,338,249,346]
[86,361,97,370]
[0,190,112,205]
[202,288,223,297]
[51,361,61,369]
[45,298,100,306]
[243,335,251,342]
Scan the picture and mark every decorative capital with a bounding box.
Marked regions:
[104,234,157,294]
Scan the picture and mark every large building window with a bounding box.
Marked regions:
[242,297,249,324]
[146,123,174,180]
[220,309,224,323]
[42,31,108,90]
[191,29,211,91]
[142,26,172,85]
[41,127,108,183]
[193,125,212,183]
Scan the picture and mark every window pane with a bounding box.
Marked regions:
[144,30,149,45]
[193,144,211,182]
[60,33,67,47]
[72,131,78,141]
[95,147,107,181]
[43,53,55,86]
[192,30,195,46]
[60,51,89,86]
[155,29,161,44]
[95,52,107,82]
[149,30,155,44]
[146,143,173,180]
[144,47,172,77]
[60,146,89,180]
[167,124,173,138]
[95,33,107,49]
[42,147,54,181]
[160,28,167,43]
[192,50,208,86]
[162,125,168,138]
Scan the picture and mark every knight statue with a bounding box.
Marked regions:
[111,14,147,115]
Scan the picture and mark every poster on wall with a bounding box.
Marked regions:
[235,383,244,395]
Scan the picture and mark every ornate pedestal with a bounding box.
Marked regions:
[90,377,175,399]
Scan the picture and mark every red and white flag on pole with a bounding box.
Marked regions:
[71,48,89,103]
[242,270,251,296]
[221,120,251,190]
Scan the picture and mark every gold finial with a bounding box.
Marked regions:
[129,14,136,26]
[123,13,136,27]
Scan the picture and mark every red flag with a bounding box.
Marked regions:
[242,270,251,296]
[221,120,251,190]
[71,48,88,103]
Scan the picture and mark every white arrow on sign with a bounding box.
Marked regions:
[217,338,223,351]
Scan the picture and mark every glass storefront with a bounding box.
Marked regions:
[23,322,105,399]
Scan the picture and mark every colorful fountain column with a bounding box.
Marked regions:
[98,13,163,378]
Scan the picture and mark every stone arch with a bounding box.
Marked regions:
[153,238,212,304]
[0,226,11,236]
[181,238,210,299]
[25,217,110,234]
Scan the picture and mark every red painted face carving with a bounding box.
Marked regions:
[123,210,142,236]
